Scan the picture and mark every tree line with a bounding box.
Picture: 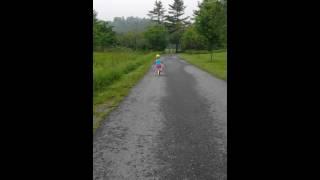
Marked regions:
[93,0,227,54]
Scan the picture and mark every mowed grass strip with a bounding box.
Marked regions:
[179,50,227,80]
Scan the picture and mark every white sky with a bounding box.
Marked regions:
[93,0,201,21]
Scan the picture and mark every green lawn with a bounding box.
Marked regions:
[179,50,227,80]
[93,51,155,132]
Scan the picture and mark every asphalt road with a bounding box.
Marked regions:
[93,55,227,180]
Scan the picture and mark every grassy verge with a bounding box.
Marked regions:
[179,50,227,80]
[93,51,155,133]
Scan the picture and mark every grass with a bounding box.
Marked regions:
[93,51,156,132]
[179,50,227,80]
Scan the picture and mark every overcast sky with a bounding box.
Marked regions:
[93,0,201,21]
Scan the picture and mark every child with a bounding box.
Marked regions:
[154,54,163,75]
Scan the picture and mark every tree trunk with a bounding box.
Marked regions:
[209,44,214,62]
[211,50,213,62]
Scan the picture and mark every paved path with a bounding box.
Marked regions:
[93,55,227,180]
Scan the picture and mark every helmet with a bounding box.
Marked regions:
[156,54,160,58]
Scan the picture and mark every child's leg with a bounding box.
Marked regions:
[153,66,156,75]
[153,65,157,75]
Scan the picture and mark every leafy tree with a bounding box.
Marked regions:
[195,0,226,61]
[181,25,208,50]
[117,31,148,50]
[144,24,168,51]
[93,10,116,50]
[96,21,116,49]
[93,10,99,49]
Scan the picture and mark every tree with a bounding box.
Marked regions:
[96,21,116,49]
[93,10,99,49]
[220,0,227,48]
[117,32,136,49]
[195,0,226,61]
[148,0,166,24]
[93,10,116,50]
[181,25,208,50]
[144,24,168,51]
[165,0,189,53]
[116,31,148,50]
[93,9,98,23]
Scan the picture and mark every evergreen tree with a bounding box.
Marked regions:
[165,0,189,53]
[148,0,166,24]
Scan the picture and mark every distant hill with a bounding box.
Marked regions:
[109,17,154,33]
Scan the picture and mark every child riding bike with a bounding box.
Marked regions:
[153,54,164,76]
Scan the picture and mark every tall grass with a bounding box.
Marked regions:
[93,51,152,96]
[93,51,155,132]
